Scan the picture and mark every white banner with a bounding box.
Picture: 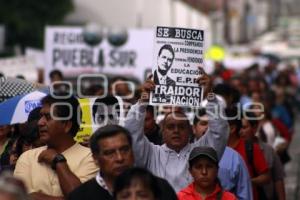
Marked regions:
[45,26,154,84]
[0,56,38,82]
[25,48,45,69]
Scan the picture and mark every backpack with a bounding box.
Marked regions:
[245,140,268,200]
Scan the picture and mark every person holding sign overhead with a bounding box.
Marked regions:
[124,68,229,192]
[153,44,176,86]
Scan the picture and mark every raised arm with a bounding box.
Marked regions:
[124,78,158,167]
[194,96,229,160]
[193,68,229,160]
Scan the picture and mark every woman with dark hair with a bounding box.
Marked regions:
[113,167,177,200]
[7,107,44,171]
[8,131,40,170]
[240,112,286,200]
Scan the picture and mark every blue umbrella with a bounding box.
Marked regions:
[0,90,48,126]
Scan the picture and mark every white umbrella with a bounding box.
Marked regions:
[0,90,47,126]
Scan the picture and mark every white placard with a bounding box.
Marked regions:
[45,26,153,84]
[0,56,38,82]
[25,48,45,69]
[150,26,204,107]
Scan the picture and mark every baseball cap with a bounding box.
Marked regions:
[189,146,218,165]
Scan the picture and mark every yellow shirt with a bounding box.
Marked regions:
[14,143,99,196]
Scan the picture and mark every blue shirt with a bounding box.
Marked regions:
[218,147,253,200]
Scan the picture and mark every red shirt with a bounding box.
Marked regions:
[234,139,269,177]
[178,182,237,200]
[234,139,269,200]
[272,118,292,142]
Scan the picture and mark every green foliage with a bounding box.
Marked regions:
[0,0,74,50]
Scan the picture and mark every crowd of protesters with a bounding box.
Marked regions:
[0,54,298,200]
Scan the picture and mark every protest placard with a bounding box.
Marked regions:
[45,26,153,84]
[0,56,38,82]
[75,96,125,142]
[150,26,205,107]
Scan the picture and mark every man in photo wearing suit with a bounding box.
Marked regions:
[92,96,121,127]
[153,44,176,86]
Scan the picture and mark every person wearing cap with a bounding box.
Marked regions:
[178,146,237,200]
[124,69,229,192]
[193,109,253,200]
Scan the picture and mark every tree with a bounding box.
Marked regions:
[0,0,73,52]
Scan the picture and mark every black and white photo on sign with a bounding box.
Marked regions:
[92,96,125,128]
[150,26,205,107]
[153,44,176,86]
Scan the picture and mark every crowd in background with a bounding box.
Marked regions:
[0,53,298,200]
